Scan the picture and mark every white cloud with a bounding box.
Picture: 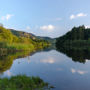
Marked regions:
[26,26,31,30]
[1,14,14,21]
[77,13,87,17]
[40,25,55,32]
[85,25,90,28]
[71,68,87,75]
[40,57,55,64]
[70,13,87,20]
[70,15,75,19]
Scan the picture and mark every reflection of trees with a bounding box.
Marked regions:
[0,51,31,73]
[0,46,55,73]
[0,55,13,73]
[57,47,90,63]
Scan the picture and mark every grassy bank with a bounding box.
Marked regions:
[7,43,35,51]
[0,26,51,52]
[0,41,51,54]
[0,75,53,90]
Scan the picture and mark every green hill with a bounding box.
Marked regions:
[56,25,90,49]
[10,29,55,43]
[9,29,37,40]
[0,26,51,51]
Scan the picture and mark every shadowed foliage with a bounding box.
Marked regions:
[0,75,53,90]
[56,25,90,49]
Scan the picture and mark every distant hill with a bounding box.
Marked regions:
[9,29,37,40]
[37,36,56,43]
[9,29,56,43]
[56,25,90,49]
[0,26,51,51]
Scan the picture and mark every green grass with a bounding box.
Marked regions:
[0,41,50,51]
[7,43,35,51]
[0,75,53,90]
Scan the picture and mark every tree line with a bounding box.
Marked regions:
[56,25,90,49]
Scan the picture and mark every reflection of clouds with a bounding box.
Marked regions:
[85,59,90,62]
[77,70,87,75]
[40,57,55,64]
[6,70,13,77]
[71,68,88,75]
[71,68,76,73]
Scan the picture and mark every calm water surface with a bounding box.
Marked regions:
[0,49,90,90]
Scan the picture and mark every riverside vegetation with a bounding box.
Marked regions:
[1,25,90,89]
[0,46,54,90]
[0,26,53,90]
[0,75,52,90]
[56,25,90,64]
[0,26,51,52]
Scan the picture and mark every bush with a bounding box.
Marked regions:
[0,75,51,90]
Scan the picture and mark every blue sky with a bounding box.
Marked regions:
[0,0,90,38]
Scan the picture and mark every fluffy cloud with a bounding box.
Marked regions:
[26,26,31,30]
[70,13,87,20]
[70,15,75,20]
[71,68,87,75]
[77,13,87,17]
[1,14,14,21]
[85,25,90,29]
[40,25,55,32]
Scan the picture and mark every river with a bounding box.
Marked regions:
[0,49,90,90]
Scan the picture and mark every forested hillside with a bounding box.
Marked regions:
[10,29,55,43]
[56,25,90,49]
[0,26,50,51]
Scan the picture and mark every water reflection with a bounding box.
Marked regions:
[0,55,13,73]
[40,57,55,64]
[0,51,32,73]
[5,70,13,77]
[0,46,90,75]
[0,46,90,74]
[0,47,55,74]
[0,47,90,90]
[71,68,88,75]
[57,47,90,63]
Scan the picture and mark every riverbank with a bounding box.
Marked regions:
[0,42,51,55]
[0,75,52,90]
[0,26,51,53]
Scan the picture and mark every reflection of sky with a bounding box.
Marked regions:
[1,50,90,90]
[5,70,13,77]
[71,68,88,75]
[40,57,55,64]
